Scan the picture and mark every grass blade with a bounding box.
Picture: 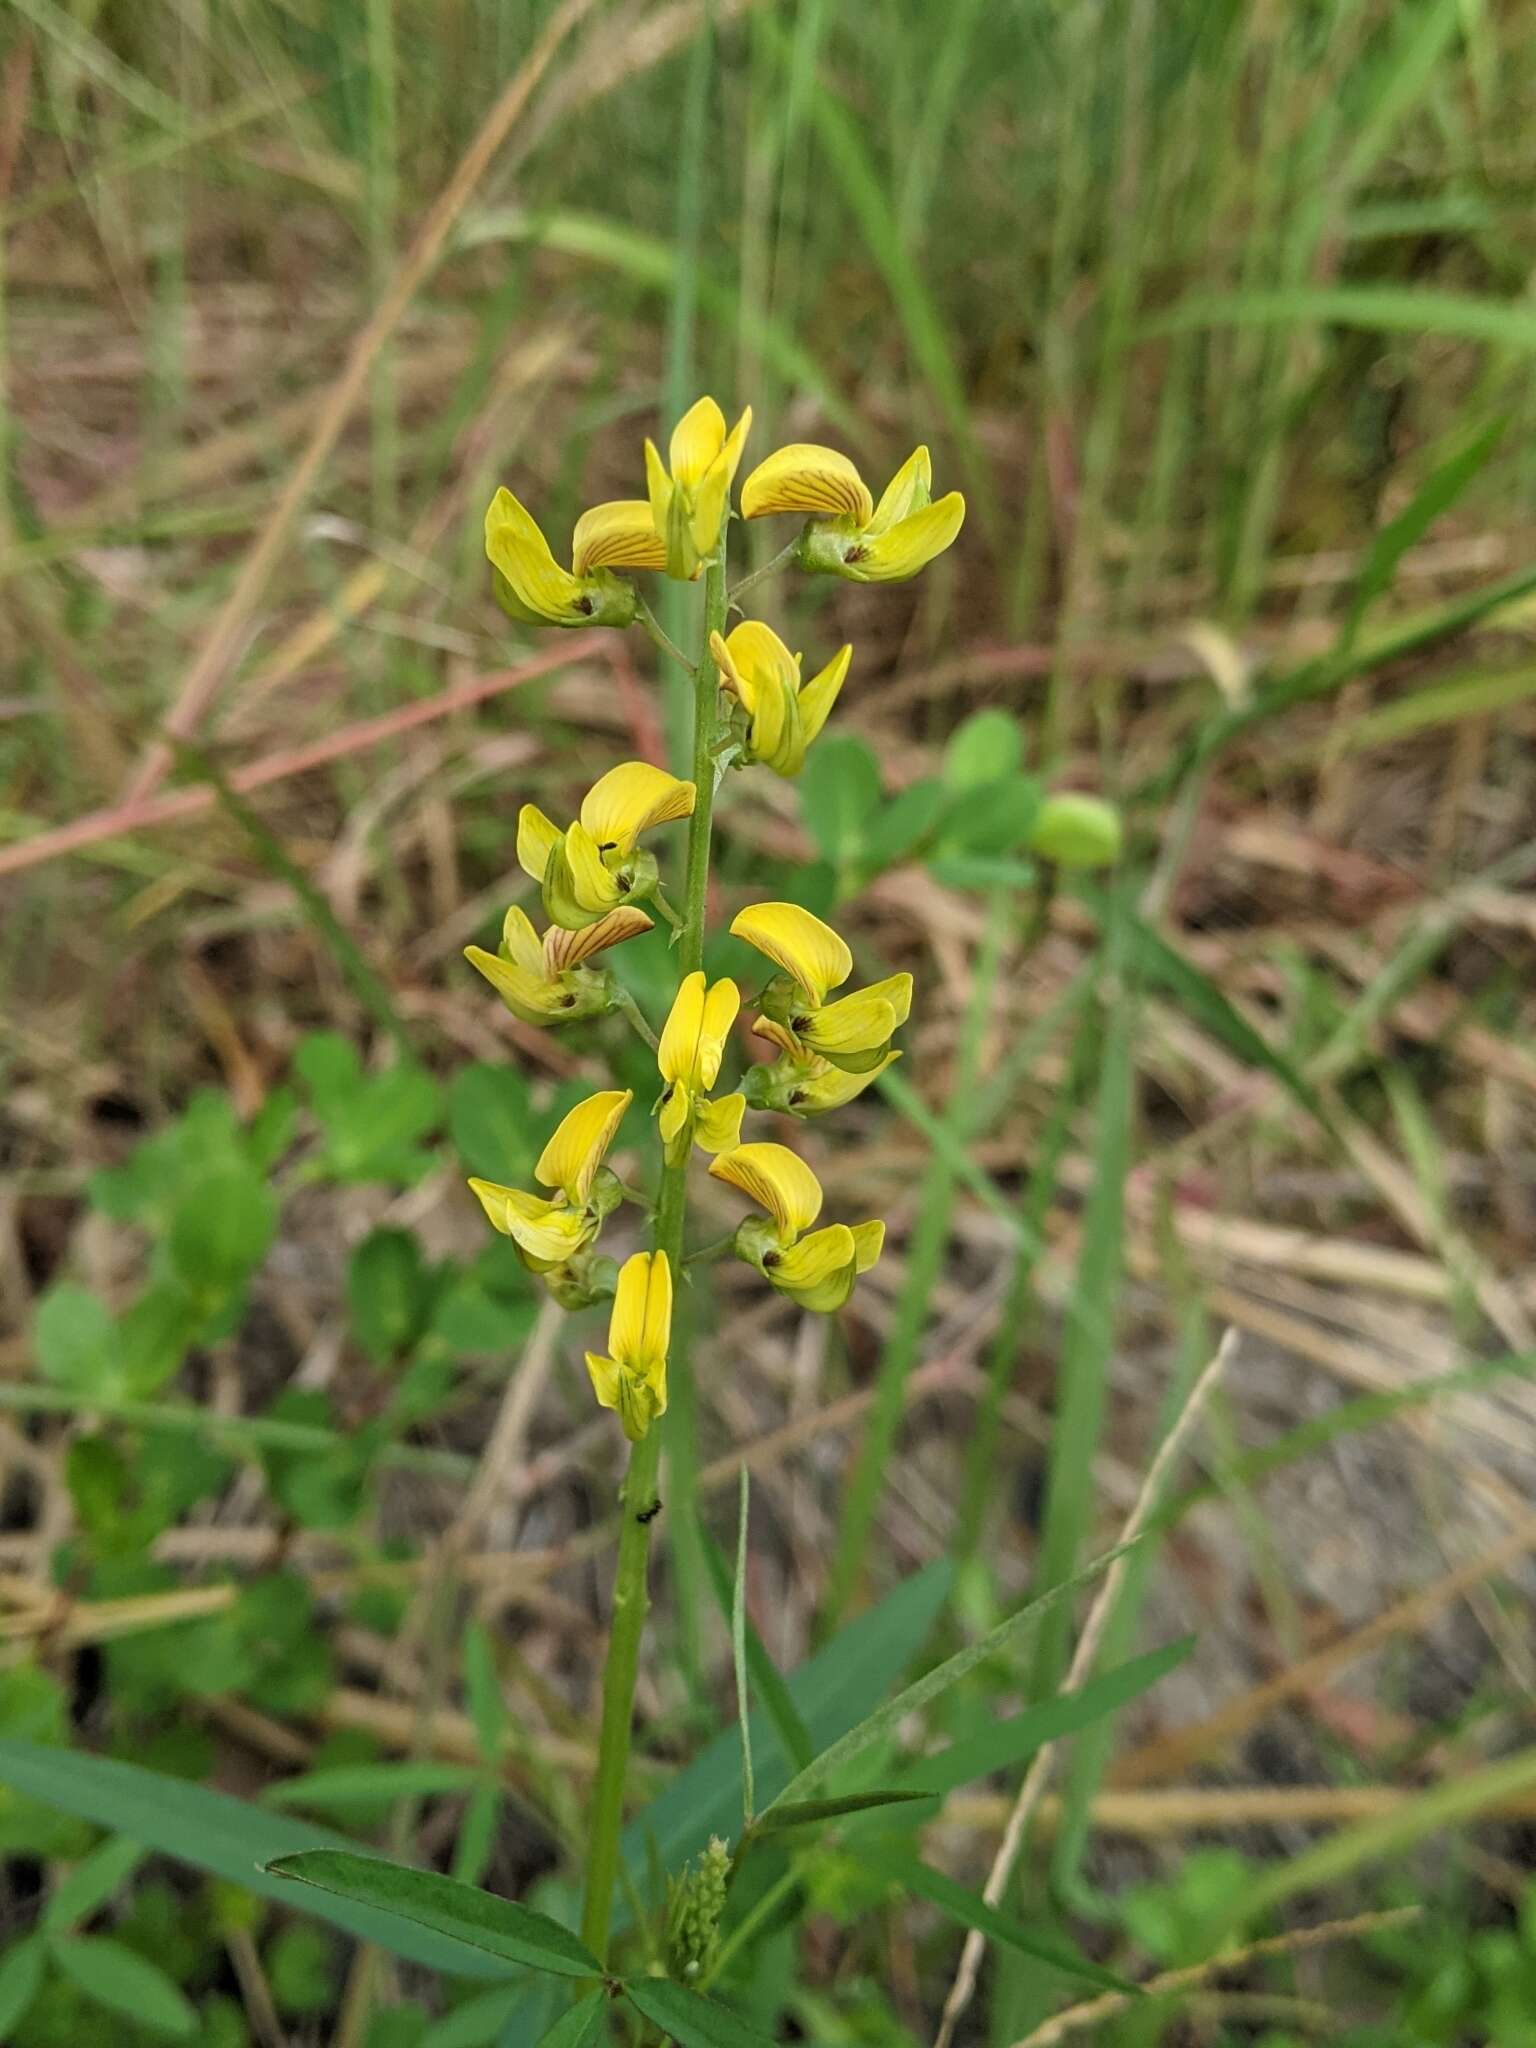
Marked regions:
[732,1465,755,1826]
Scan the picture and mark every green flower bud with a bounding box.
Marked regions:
[665,1836,732,1982]
[1028,793,1123,869]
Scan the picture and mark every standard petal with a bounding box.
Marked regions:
[499,903,545,974]
[715,405,753,489]
[850,1219,886,1273]
[543,904,653,972]
[693,1091,745,1154]
[638,1248,672,1367]
[658,971,707,1086]
[609,1249,671,1370]
[770,1222,857,1312]
[796,643,853,751]
[517,804,561,883]
[718,619,799,697]
[644,438,673,540]
[740,443,874,523]
[483,486,585,622]
[709,1141,823,1242]
[668,395,727,484]
[580,760,696,852]
[572,499,666,575]
[847,492,965,582]
[563,820,622,914]
[801,990,897,1058]
[867,446,932,535]
[728,902,853,1006]
[751,1015,803,1058]
[463,944,558,1024]
[696,977,741,1087]
[535,1088,632,1204]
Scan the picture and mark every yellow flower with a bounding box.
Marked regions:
[468,1088,630,1274]
[743,1044,901,1118]
[709,1144,884,1313]
[518,761,695,931]
[464,903,653,1027]
[645,396,752,581]
[729,902,912,1073]
[485,487,646,628]
[656,971,746,1163]
[740,443,964,582]
[709,622,852,779]
[585,1249,672,1441]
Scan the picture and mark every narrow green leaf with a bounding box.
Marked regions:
[0,1743,508,1978]
[873,1853,1134,1994]
[463,1621,508,1763]
[732,1465,755,1827]
[50,1935,198,2039]
[1342,417,1505,650]
[1143,284,1536,353]
[700,1527,813,1772]
[625,1979,778,2048]
[752,1789,932,1833]
[42,1832,146,1932]
[267,1850,598,1980]
[901,1638,1195,1797]
[535,1990,608,2048]
[420,1984,528,2048]
[761,1541,1138,1818]
[0,1937,44,2035]
[263,1763,481,1811]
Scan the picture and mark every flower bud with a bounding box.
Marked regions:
[1028,793,1123,869]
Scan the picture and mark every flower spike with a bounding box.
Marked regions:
[485,487,640,628]
[585,1250,672,1441]
[739,442,964,583]
[645,396,752,581]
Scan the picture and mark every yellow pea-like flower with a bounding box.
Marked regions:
[468,1089,630,1275]
[710,622,852,779]
[485,487,644,628]
[709,1144,884,1313]
[645,396,753,582]
[585,1250,672,1442]
[656,971,745,1163]
[518,762,695,931]
[464,903,653,1027]
[744,1042,902,1118]
[729,903,912,1073]
[739,442,964,583]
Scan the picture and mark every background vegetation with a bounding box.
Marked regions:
[4,0,1536,2041]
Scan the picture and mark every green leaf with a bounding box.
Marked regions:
[936,774,1043,858]
[901,1638,1195,1797]
[1142,283,1536,353]
[944,710,1022,788]
[267,1850,599,1979]
[49,1934,198,2039]
[926,853,1039,893]
[450,1063,535,1183]
[1123,913,1335,1137]
[759,1542,1137,1819]
[798,735,882,872]
[1342,417,1505,650]
[462,1622,508,1763]
[167,1165,277,1298]
[618,1562,951,1899]
[348,1229,433,1363]
[264,1763,481,1813]
[872,1853,1133,1993]
[42,1832,146,1931]
[0,1742,510,1978]
[34,1285,120,1395]
[0,1936,44,2035]
[625,1980,777,2048]
[421,1984,529,2048]
[752,1790,932,1833]
[534,1990,608,2048]
[732,1466,754,1827]
[858,778,951,875]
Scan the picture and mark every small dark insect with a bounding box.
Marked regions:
[636,1498,663,1525]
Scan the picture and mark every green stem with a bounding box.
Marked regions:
[727,535,800,610]
[578,552,729,1966]
[634,592,693,674]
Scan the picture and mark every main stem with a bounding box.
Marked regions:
[578,547,728,1964]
